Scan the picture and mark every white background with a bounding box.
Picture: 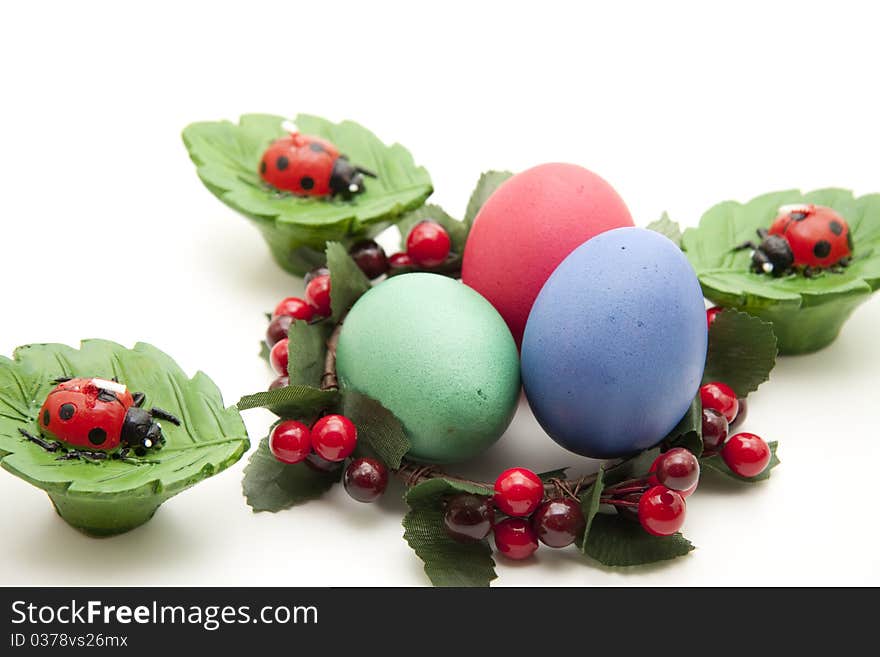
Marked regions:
[0,0,878,586]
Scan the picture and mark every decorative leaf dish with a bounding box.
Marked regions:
[681,189,880,354]
[182,114,433,276]
[0,340,249,536]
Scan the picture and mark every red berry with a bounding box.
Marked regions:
[269,375,289,391]
[531,498,585,548]
[266,314,293,348]
[343,457,388,503]
[311,414,357,462]
[269,338,289,376]
[493,517,539,560]
[700,382,739,423]
[444,494,494,542]
[269,420,311,464]
[638,485,686,537]
[388,252,413,268]
[303,266,330,287]
[305,274,332,317]
[406,221,451,267]
[722,432,771,478]
[349,240,389,279]
[706,306,724,328]
[493,467,544,517]
[701,407,729,453]
[730,398,748,430]
[273,296,314,321]
[652,448,700,493]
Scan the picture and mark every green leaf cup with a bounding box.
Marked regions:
[682,189,880,354]
[183,114,433,276]
[0,341,249,536]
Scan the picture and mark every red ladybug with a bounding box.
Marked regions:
[19,377,180,461]
[259,132,376,198]
[737,204,853,276]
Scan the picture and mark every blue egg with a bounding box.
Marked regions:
[521,227,707,459]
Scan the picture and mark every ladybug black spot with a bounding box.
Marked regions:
[276,156,289,171]
[59,403,75,420]
[829,220,843,236]
[791,211,808,221]
[260,160,267,174]
[88,428,107,446]
[300,176,315,190]
[813,240,832,259]
[309,143,325,153]
[42,409,50,426]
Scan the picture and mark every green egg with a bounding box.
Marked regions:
[336,273,521,464]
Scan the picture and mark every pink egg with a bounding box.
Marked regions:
[462,163,634,346]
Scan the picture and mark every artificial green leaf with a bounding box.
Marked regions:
[0,341,249,536]
[703,309,777,396]
[326,241,371,321]
[583,513,694,566]
[259,341,270,365]
[243,438,340,512]
[237,384,339,419]
[402,477,496,587]
[682,189,880,354]
[536,468,569,482]
[287,320,333,387]
[182,114,433,276]
[701,441,780,482]
[577,466,605,554]
[646,212,683,248]
[342,390,411,468]
[661,397,703,457]
[464,170,513,227]
[603,448,661,486]
[396,204,469,254]
[404,477,493,507]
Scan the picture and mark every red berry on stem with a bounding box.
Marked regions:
[493,467,544,517]
[266,314,293,348]
[269,338,289,376]
[311,414,357,462]
[706,306,724,328]
[304,266,330,287]
[531,498,585,548]
[493,517,539,560]
[638,485,686,537]
[730,398,748,430]
[653,448,700,493]
[305,274,332,317]
[700,382,739,423]
[269,420,311,464]
[343,457,388,503]
[406,221,451,267]
[388,252,413,268]
[444,494,494,542]
[701,407,729,453]
[273,297,314,321]
[722,432,771,478]
[269,375,289,391]
[349,240,389,279]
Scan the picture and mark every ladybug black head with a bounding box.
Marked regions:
[329,157,375,199]
[752,234,794,276]
[121,407,166,455]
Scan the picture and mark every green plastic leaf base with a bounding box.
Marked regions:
[48,492,166,537]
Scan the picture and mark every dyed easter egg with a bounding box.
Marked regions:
[521,228,707,459]
[336,273,520,464]
[462,163,633,346]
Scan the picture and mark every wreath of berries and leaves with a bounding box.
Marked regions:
[238,175,780,587]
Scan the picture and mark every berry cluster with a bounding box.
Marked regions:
[387,221,452,270]
[700,380,771,477]
[269,415,390,503]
